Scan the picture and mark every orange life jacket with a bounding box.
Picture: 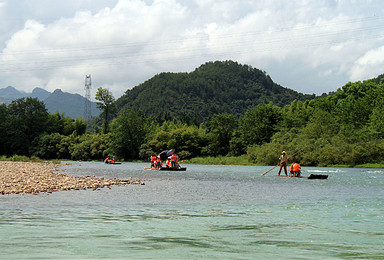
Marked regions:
[151,155,156,162]
[290,163,300,171]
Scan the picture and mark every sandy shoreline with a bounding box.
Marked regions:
[0,161,144,195]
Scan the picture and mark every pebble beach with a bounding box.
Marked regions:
[0,161,143,195]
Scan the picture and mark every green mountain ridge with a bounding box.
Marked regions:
[115,60,316,121]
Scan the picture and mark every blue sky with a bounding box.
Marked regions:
[0,0,383,98]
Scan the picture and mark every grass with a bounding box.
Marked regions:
[353,163,384,168]
[0,155,51,163]
[185,155,256,165]
[328,164,353,168]
[328,163,384,168]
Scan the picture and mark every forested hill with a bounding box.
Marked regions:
[115,60,316,121]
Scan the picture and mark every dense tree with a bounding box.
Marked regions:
[205,113,237,156]
[33,133,64,159]
[239,102,282,146]
[144,121,208,159]
[95,87,115,133]
[0,104,8,155]
[109,109,149,159]
[5,98,49,156]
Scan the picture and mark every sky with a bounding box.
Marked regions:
[0,0,383,99]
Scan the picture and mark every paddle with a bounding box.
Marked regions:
[262,146,307,176]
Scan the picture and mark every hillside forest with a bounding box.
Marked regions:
[0,61,383,167]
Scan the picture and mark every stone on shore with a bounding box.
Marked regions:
[0,161,143,195]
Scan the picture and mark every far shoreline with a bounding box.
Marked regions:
[2,155,384,169]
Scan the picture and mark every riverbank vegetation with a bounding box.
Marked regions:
[1,64,383,167]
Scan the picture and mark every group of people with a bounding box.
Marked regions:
[104,156,116,164]
[151,153,180,169]
[278,151,301,177]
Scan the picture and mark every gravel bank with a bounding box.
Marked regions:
[0,161,144,195]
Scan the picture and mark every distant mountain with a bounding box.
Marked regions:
[44,89,100,119]
[115,60,316,121]
[31,87,50,100]
[0,86,26,103]
[0,86,101,119]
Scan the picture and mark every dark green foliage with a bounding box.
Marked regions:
[0,104,8,155]
[48,112,87,136]
[205,113,237,156]
[5,97,49,156]
[109,109,149,160]
[95,87,115,133]
[33,133,65,159]
[69,133,111,160]
[239,102,282,146]
[247,79,384,166]
[143,121,208,159]
[115,60,315,122]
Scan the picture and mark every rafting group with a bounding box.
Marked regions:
[273,150,328,179]
[278,151,302,177]
[104,156,121,164]
[151,153,180,169]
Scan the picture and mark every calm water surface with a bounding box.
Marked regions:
[0,162,383,259]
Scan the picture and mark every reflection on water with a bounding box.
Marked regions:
[0,162,383,259]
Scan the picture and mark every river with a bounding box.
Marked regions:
[1,162,383,259]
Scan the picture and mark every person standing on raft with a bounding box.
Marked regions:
[278,151,288,176]
[171,153,179,169]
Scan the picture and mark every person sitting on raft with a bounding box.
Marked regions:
[104,157,116,164]
[289,162,301,177]
[166,157,172,168]
[154,154,163,168]
[150,154,156,168]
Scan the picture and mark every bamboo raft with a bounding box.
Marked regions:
[145,167,187,171]
[278,174,328,179]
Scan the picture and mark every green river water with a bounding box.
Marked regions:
[0,162,383,259]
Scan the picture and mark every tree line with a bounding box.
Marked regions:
[0,78,383,166]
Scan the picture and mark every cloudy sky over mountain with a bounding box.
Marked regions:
[0,0,383,98]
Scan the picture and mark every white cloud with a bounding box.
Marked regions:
[350,45,384,81]
[0,0,383,97]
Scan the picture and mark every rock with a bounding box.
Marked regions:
[0,161,144,195]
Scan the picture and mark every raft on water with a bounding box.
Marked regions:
[278,174,328,179]
[308,174,328,179]
[146,167,187,171]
